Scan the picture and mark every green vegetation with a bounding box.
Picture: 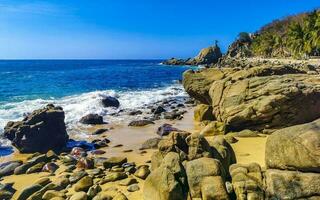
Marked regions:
[250,9,320,58]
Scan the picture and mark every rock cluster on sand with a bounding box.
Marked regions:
[4,104,69,153]
[0,142,153,200]
[264,118,320,199]
[143,130,236,200]
[163,44,222,66]
[227,118,320,200]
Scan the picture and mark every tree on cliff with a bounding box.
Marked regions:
[250,9,320,58]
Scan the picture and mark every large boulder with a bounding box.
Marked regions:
[230,163,264,200]
[193,45,222,65]
[143,152,188,200]
[182,68,236,104]
[265,169,320,199]
[209,136,236,176]
[4,104,69,153]
[209,74,320,130]
[200,121,226,136]
[185,157,228,199]
[101,96,120,108]
[265,118,320,172]
[163,44,222,66]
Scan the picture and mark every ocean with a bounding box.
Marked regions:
[0,60,194,153]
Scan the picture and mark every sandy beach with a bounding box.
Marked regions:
[0,105,269,199]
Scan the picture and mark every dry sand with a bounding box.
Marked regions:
[0,107,267,199]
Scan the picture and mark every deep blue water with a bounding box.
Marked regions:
[0,60,190,103]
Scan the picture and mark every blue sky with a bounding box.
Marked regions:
[0,0,319,59]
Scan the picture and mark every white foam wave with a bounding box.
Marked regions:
[0,84,188,143]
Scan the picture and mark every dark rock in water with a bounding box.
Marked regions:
[79,114,104,125]
[157,124,180,137]
[162,58,187,65]
[176,104,185,108]
[0,161,22,177]
[91,128,108,135]
[128,120,155,127]
[152,106,166,114]
[101,96,120,108]
[141,138,161,149]
[3,104,69,153]
[163,44,222,66]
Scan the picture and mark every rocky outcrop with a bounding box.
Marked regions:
[183,59,320,131]
[182,68,235,104]
[4,104,69,153]
[265,169,320,199]
[210,74,320,130]
[265,118,320,172]
[163,44,222,66]
[194,104,214,122]
[193,45,222,65]
[143,152,188,200]
[144,130,236,200]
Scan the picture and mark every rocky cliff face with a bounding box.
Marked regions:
[163,44,222,66]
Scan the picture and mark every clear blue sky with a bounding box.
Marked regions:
[0,0,319,59]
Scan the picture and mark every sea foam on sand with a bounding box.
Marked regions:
[0,83,188,146]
